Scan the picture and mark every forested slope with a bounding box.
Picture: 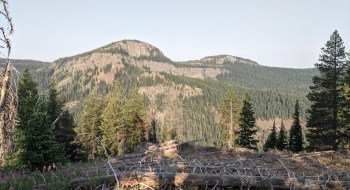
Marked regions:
[0,40,317,147]
[216,62,318,95]
[0,58,49,71]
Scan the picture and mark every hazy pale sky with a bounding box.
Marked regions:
[9,1,350,68]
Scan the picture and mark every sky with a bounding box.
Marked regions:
[7,0,350,68]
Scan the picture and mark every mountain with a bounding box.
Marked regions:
[0,58,49,72]
[3,40,318,148]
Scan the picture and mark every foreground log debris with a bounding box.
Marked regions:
[30,140,350,190]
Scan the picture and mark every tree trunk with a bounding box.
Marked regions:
[228,101,233,148]
[0,62,14,166]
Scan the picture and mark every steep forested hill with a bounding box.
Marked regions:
[1,40,317,147]
[0,58,49,72]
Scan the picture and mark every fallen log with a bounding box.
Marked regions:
[159,140,178,147]
[158,144,179,151]
[148,138,209,152]
[68,172,350,190]
[179,138,209,146]
[118,152,146,160]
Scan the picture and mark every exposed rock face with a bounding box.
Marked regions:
[53,40,240,80]
[52,40,261,87]
[138,84,202,100]
[199,55,258,65]
[134,60,226,79]
[59,53,124,74]
[100,40,165,58]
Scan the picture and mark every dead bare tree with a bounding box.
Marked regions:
[0,0,15,167]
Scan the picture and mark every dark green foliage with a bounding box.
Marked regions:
[277,120,288,151]
[340,52,350,149]
[17,68,38,115]
[306,30,347,151]
[216,62,318,95]
[58,110,79,160]
[289,100,303,152]
[237,92,258,150]
[123,86,147,152]
[161,117,169,143]
[219,88,241,148]
[103,63,112,73]
[74,92,104,160]
[100,82,125,156]
[48,81,78,161]
[263,121,278,151]
[9,69,66,169]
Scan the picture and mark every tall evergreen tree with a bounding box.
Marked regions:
[161,117,169,143]
[263,120,278,152]
[100,82,125,156]
[147,98,159,144]
[277,120,288,151]
[123,86,147,153]
[9,69,66,169]
[17,68,38,116]
[237,92,258,150]
[48,81,77,161]
[75,92,103,160]
[340,52,350,149]
[164,92,184,141]
[306,30,346,151]
[289,100,303,152]
[219,88,241,148]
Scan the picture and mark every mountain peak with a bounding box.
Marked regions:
[199,55,258,65]
[97,40,169,60]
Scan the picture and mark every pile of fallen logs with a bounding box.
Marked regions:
[32,140,350,190]
[146,138,208,156]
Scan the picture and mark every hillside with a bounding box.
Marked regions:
[5,40,317,147]
[0,58,49,72]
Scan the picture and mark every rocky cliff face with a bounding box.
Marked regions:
[99,40,165,58]
[52,40,256,81]
[199,55,258,65]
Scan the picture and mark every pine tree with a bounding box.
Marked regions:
[340,52,350,149]
[17,68,38,117]
[9,69,66,169]
[75,92,103,160]
[277,120,288,151]
[219,88,241,148]
[237,92,258,150]
[164,92,184,141]
[147,98,159,143]
[123,86,147,152]
[289,100,303,152]
[161,117,169,143]
[48,81,77,161]
[306,30,346,151]
[48,81,63,126]
[263,120,278,152]
[100,82,125,156]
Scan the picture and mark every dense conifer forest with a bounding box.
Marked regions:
[1,31,349,156]
[0,41,317,152]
